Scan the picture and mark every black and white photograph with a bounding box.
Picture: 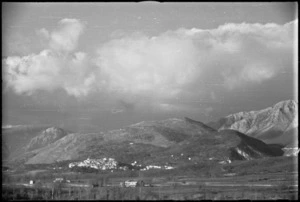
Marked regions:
[2,2,298,200]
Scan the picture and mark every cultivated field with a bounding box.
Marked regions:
[2,171,298,200]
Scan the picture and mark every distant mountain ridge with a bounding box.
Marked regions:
[207,100,298,147]
[12,118,283,166]
[4,100,296,167]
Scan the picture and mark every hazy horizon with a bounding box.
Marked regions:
[2,2,298,133]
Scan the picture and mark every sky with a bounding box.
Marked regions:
[2,2,298,133]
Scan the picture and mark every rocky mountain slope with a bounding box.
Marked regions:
[25,127,68,152]
[207,100,298,147]
[12,117,283,166]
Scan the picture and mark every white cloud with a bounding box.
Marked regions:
[2,19,296,104]
[95,33,200,100]
[43,18,85,53]
[95,20,296,102]
[3,49,96,97]
[3,18,95,97]
[222,62,275,90]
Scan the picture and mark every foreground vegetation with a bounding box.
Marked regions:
[2,174,298,200]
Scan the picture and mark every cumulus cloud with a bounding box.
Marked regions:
[3,49,96,97]
[209,21,295,89]
[41,18,85,53]
[2,19,297,103]
[95,19,296,103]
[96,32,200,100]
[3,18,95,97]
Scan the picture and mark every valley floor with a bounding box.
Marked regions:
[2,171,298,200]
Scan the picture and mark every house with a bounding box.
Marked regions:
[223,173,236,177]
[124,180,138,187]
[123,180,145,187]
[53,178,65,183]
[29,180,35,185]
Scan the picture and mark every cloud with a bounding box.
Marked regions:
[3,19,95,97]
[96,32,200,101]
[3,49,96,97]
[45,18,85,53]
[222,62,276,90]
[209,21,295,89]
[3,19,296,105]
[95,20,296,102]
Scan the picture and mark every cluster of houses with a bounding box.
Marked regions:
[67,156,237,172]
[121,180,146,187]
[67,157,176,172]
[130,161,142,168]
[140,165,174,171]
[53,178,70,183]
[130,161,174,171]
[69,157,118,170]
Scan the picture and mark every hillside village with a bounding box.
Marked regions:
[68,157,175,171]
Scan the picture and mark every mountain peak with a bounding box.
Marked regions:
[272,99,298,113]
[25,127,68,152]
[207,100,298,147]
[274,99,297,106]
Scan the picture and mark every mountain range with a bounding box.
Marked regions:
[2,100,298,168]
